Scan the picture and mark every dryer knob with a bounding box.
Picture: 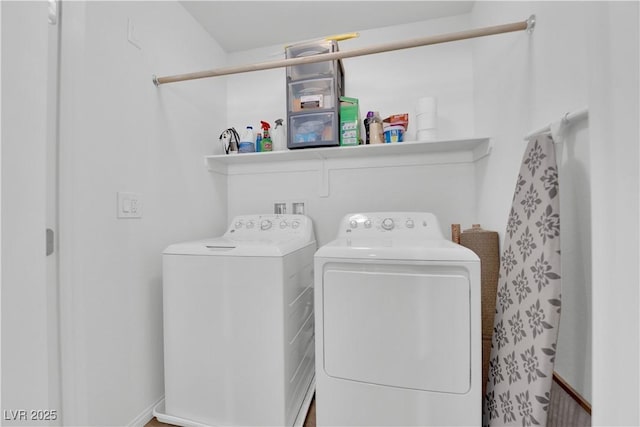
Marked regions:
[364,219,372,228]
[246,221,255,229]
[350,220,358,229]
[381,218,395,231]
[235,221,244,228]
[406,219,415,229]
[291,220,300,229]
[280,221,288,229]
[260,220,272,230]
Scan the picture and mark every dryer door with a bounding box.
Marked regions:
[322,263,471,393]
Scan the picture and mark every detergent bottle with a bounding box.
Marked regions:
[238,126,255,153]
[260,121,273,152]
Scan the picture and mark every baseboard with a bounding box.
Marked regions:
[128,395,165,427]
[553,371,591,415]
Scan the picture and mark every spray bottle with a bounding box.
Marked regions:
[272,118,286,151]
[260,121,273,152]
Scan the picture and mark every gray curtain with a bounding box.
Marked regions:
[483,135,562,427]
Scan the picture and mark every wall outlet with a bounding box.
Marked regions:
[291,202,305,215]
[118,192,142,218]
[273,200,308,215]
[274,202,287,214]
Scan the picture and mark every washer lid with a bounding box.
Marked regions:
[315,237,479,262]
[164,236,314,257]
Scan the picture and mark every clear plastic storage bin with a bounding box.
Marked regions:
[286,40,342,81]
[288,112,338,149]
[288,78,336,112]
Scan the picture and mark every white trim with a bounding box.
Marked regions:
[58,2,88,423]
[128,395,165,427]
[0,0,4,411]
[153,400,210,427]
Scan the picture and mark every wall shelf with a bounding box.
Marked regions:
[205,137,491,196]
[205,137,491,174]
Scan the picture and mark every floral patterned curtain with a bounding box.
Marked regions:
[483,135,562,427]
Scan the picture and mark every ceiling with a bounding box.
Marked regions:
[180,1,475,53]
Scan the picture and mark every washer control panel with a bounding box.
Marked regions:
[337,212,444,239]
[225,214,312,241]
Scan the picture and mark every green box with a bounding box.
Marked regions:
[339,96,360,146]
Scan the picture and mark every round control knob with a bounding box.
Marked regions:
[235,221,244,228]
[381,218,395,231]
[406,219,415,229]
[260,220,272,230]
[246,221,255,229]
[291,220,300,229]
[280,221,288,229]
[364,219,372,228]
[350,220,358,229]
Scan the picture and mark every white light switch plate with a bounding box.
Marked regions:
[118,192,142,218]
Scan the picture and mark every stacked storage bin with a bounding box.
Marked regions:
[286,40,345,149]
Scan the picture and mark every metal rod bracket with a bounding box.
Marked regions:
[526,15,536,33]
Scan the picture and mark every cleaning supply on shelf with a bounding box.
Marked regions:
[239,126,255,153]
[272,119,286,151]
[363,111,374,144]
[255,133,262,152]
[384,125,405,143]
[260,121,273,152]
[383,113,409,132]
[339,97,360,146]
[369,112,384,145]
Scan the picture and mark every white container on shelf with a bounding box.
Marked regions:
[416,96,438,141]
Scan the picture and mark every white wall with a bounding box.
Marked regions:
[472,2,640,423]
[587,2,639,425]
[1,1,52,423]
[226,14,478,245]
[57,2,228,425]
[472,0,593,403]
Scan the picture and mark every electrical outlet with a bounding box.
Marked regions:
[274,202,287,214]
[118,192,142,218]
[291,202,305,215]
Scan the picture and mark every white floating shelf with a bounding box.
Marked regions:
[205,137,491,175]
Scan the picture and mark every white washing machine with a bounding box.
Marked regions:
[155,214,316,427]
[314,212,481,426]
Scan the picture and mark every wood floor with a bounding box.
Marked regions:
[146,386,588,427]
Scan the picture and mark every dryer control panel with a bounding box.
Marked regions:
[338,212,445,239]
[225,214,314,243]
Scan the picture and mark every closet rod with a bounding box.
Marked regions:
[153,14,536,86]
[524,107,589,141]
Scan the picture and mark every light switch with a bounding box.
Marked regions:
[118,192,142,218]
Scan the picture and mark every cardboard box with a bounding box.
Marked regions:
[339,96,360,146]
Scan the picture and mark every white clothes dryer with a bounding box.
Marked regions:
[314,212,481,426]
[155,214,316,427]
